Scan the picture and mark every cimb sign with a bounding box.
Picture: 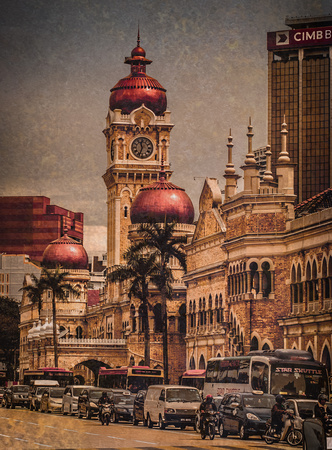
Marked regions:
[267,26,332,50]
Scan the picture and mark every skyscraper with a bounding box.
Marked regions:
[267,16,332,203]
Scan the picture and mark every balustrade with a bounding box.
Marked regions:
[58,338,126,345]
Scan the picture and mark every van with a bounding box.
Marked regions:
[144,385,201,429]
[28,379,59,410]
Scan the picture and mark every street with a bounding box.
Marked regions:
[0,407,291,450]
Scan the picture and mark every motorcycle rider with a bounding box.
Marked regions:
[271,394,286,436]
[199,394,217,433]
[315,393,332,433]
[98,391,112,422]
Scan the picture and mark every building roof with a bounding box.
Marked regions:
[295,188,332,217]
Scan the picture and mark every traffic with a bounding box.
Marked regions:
[1,349,331,449]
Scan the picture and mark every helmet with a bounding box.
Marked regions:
[276,395,285,405]
[206,394,213,403]
[318,394,328,404]
[102,391,107,397]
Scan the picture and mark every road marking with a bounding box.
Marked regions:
[26,422,39,425]
[15,438,29,442]
[45,425,57,428]
[107,436,126,440]
[0,434,10,438]
[63,428,78,432]
[134,440,157,444]
[0,417,9,420]
[34,443,53,448]
[84,432,99,436]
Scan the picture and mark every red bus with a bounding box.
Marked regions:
[98,366,164,393]
[181,369,206,392]
[23,368,74,387]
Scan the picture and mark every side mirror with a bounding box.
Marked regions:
[230,402,240,408]
[159,395,165,401]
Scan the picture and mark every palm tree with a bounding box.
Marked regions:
[109,249,158,367]
[20,273,44,318]
[39,266,80,368]
[130,220,187,383]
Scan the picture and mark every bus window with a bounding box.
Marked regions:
[251,361,268,393]
[206,360,219,383]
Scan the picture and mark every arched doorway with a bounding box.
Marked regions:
[322,345,331,376]
[74,360,111,386]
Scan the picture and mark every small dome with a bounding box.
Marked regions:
[130,166,194,224]
[42,231,88,270]
[109,37,167,116]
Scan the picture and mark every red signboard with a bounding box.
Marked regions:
[267,26,332,50]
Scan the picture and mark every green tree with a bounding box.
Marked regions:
[109,249,158,367]
[130,220,187,383]
[40,266,80,368]
[20,273,44,318]
[0,297,20,381]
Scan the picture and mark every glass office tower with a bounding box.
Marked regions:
[267,16,332,203]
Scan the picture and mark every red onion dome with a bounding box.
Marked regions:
[42,231,88,270]
[130,166,194,224]
[109,34,167,116]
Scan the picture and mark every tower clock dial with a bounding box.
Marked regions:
[131,137,153,159]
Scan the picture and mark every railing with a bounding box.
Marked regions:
[58,338,126,346]
[323,299,332,310]
[292,303,304,315]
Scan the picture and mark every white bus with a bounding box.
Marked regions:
[203,349,329,400]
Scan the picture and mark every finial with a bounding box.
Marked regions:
[224,130,235,175]
[244,118,256,165]
[263,145,274,182]
[159,156,166,181]
[278,117,290,163]
[137,23,140,47]
[63,225,69,236]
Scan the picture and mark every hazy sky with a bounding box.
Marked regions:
[1,0,330,255]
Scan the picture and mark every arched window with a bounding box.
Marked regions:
[130,304,136,333]
[250,262,259,295]
[153,303,163,332]
[262,261,271,297]
[322,345,331,375]
[76,326,83,339]
[129,355,135,366]
[250,336,259,351]
[178,304,186,334]
[189,356,195,370]
[262,343,270,350]
[124,206,128,218]
[199,355,206,370]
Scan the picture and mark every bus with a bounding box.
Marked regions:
[23,368,74,387]
[98,366,164,393]
[204,349,329,400]
[180,369,206,391]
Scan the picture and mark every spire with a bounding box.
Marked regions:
[244,117,256,165]
[137,23,140,47]
[262,145,274,182]
[224,129,236,175]
[278,116,290,163]
[159,156,166,181]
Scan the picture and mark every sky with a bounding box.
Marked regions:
[1,0,330,256]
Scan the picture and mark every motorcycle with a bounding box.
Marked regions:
[263,410,303,446]
[100,403,112,426]
[200,411,218,440]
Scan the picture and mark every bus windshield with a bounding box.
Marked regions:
[271,365,328,399]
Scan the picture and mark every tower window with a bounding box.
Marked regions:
[124,206,128,218]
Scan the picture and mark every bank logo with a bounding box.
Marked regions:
[276,31,289,46]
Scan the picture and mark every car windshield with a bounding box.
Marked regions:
[50,388,65,398]
[166,388,201,402]
[73,388,83,396]
[36,388,44,395]
[89,390,103,400]
[114,394,134,405]
[13,386,29,392]
[243,395,275,408]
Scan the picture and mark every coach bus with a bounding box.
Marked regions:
[203,349,329,400]
[23,368,74,387]
[98,366,164,393]
[181,369,206,392]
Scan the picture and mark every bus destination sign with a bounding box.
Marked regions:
[131,368,161,376]
[267,26,332,50]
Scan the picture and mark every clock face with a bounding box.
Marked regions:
[131,137,153,159]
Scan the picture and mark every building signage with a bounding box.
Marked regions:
[267,26,332,50]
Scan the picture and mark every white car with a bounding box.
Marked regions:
[62,385,93,415]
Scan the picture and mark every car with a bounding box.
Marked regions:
[0,388,5,406]
[133,390,147,426]
[218,392,275,440]
[40,387,65,413]
[77,387,111,420]
[30,386,47,411]
[110,389,135,423]
[28,380,59,411]
[5,385,30,409]
[62,385,93,416]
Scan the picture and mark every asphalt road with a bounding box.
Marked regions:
[0,407,291,449]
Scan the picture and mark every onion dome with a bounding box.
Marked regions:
[109,30,167,116]
[42,228,88,270]
[130,162,194,224]
[28,321,37,340]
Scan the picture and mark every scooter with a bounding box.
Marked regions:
[100,403,112,426]
[263,410,303,446]
[200,411,218,440]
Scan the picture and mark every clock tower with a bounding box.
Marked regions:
[103,33,173,299]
